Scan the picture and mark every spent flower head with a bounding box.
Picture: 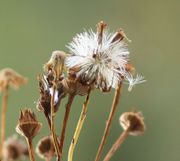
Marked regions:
[0,68,27,92]
[36,135,55,160]
[66,21,145,92]
[2,135,28,161]
[119,111,145,136]
[16,109,42,139]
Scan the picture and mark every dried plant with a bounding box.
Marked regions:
[36,135,55,161]
[16,109,42,161]
[0,68,27,159]
[0,21,146,161]
[103,111,145,161]
[2,135,28,161]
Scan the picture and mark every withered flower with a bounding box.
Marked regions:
[0,68,27,92]
[44,50,67,79]
[36,136,55,161]
[16,109,42,139]
[0,68,27,159]
[119,111,145,136]
[36,75,65,127]
[2,135,28,161]
[66,21,145,92]
[103,111,145,161]
[16,109,42,161]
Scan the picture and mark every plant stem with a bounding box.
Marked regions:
[68,89,91,161]
[50,85,61,161]
[0,86,8,159]
[95,82,123,161]
[26,138,36,161]
[103,129,129,161]
[59,94,75,155]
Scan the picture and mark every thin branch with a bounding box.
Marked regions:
[59,94,75,155]
[0,86,8,158]
[103,129,129,161]
[50,85,61,161]
[26,138,36,161]
[95,82,123,161]
[68,89,91,161]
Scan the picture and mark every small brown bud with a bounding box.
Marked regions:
[16,109,42,139]
[120,111,145,136]
[36,136,55,160]
[2,135,28,161]
[0,68,27,92]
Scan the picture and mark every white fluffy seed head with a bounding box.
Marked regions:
[66,22,145,91]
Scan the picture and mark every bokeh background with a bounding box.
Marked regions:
[0,0,179,161]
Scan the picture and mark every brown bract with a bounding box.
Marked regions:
[2,135,28,161]
[16,109,42,139]
[62,68,93,96]
[0,68,27,92]
[119,111,145,136]
[36,135,55,160]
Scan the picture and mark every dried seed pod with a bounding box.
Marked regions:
[0,68,27,92]
[119,111,145,136]
[2,135,28,161]
[36,136,55,160]
[16,109,42,139]
[37,75,66,116]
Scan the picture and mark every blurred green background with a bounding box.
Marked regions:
[0,0,179,161]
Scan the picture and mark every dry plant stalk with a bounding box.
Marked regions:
[103,111,145,161]
[95,82,123,161]
[0,68,27,159]
[26,138,36,161]
[103,128,130,161]
[68,89,91,161]
[43,50,67,161]
[50,85,61,161]
[59,93,75,154]
[0,86,8,158]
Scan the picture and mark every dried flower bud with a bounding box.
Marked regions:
[2,135,28,161]
[37,75,66,116]
[16,109,42,139]
[0,68,27,92]
[119,111,145,136]
[44,50,67,79]
[36,136,55,160]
